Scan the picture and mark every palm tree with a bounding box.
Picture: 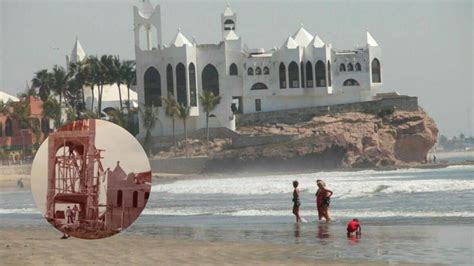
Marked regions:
[0,101,10,116]
[42,98,62,128]
[111,56,124,110]
[8,101,29,157]
[51,65,70,108]
[176,103,190,158]
[122,60,136,114]
[32,69,52,101]
[69,60,90,107]
[97,55,114,116]
[86,56,101,112]
[139,106,158,156]
[199,90,221,151]
[161,96,179,155]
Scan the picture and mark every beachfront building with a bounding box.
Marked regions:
[134,1,383,137]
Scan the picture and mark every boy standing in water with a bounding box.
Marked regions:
[292,180,302,223]
[347,218,362,237]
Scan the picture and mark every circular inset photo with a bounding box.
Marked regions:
[31,119,151,239]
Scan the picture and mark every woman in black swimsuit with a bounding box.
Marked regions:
[292,180,302,223]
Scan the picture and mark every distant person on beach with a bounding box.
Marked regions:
[16,178,24,189]
[347,218,362,237]
[433,155,437,164]
[66,206,73,224]
[292,180,302,223]
[316,180,333,222]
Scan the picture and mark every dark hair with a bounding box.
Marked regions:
[353,218,359,222]
[292,180,299,188]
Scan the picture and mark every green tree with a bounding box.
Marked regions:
[111,56,124,110]
[69,60,90,106]
[139,106,159,156]
[199,90,221,151]
[8,101,29,156]
[42,98,62,128]
[97,55,114,116]
[122,60,136,114]
[31,69,52,101]
[176,103,190,158]
[162,96,179,155]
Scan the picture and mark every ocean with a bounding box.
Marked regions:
[1,165,473,265]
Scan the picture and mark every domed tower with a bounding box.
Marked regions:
[133,0,162,51]
[221,4,237,40]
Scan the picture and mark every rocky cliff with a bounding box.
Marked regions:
[212,107,438,168]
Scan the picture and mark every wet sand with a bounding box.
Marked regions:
[0,227,409,265]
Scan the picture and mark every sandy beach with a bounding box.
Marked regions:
[0,227,413,266]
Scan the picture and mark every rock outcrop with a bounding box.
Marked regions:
[213,107,438,168]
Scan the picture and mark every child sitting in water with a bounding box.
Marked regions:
[347,218,362,237]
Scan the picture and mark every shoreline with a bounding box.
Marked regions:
[0,227,409,266]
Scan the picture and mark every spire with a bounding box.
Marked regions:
[223,4,234,16]
[282,35,298,49]
[312,34,325,48]
[139,0,155,19]
[367,31,379,46]
[70,37,86,63]
[224,30,239,41]
[292,26,313,47]
[170,28,192,47]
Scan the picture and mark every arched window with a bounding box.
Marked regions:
[133,191,138,208]
[41,118,49,134]
[355,63,361,71]
[279,63,286,89]
[144,67,161,107]
[315,60,326,87]
[371,58,381,83]
[300,62,305,88]
[263,66,269,75]
[343,79,360,86]
[250,82,268,90]
[339,63,346,72]
[305,61,313,87]
[327,61,332,87]
[189,63,197,107]
[117,190,122,207]
[0,122,2,137]
[144,192,150,201]
[5,118,13,137]
[229,63,238,76]
[255,67,262,75]
[202,64,220,96]
[166,64,174,97]
[224,19,235,30]
[347,63,354,71]
[176,63,187,106]
[247,67,254,76]
[288,61,299,88]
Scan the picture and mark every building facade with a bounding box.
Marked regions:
[134,1,383,137]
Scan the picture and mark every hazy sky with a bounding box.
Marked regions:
[1,0,472,137]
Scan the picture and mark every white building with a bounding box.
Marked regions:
[67,38,139,113]
[134,2,382,137]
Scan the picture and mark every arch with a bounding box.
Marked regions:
[339,63,346,72]
[288,61,299,88]
[279,62,286,89]
[347,63,354,71]
[41,117,49,134]
[263,66,270,75]
[133,191,138,208]
[315,60,326,87]
[189,63,197,107]
[355,62,361,71]
[224,19,235,30]
[371,58,381,83]
[116,190,122,207]
[255,67,262,75]
[305,61,313,87]
[138,24,158,51]
[300,62,305,88]
[247,67,254,76]
[327,61,332,86]
[201,64,220,96]
[144,67,161,107]
[166,64,174,97]
[229,63,238,76]
[343,79,360,86]
[250,82,269,90]
[176,63,187,106]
